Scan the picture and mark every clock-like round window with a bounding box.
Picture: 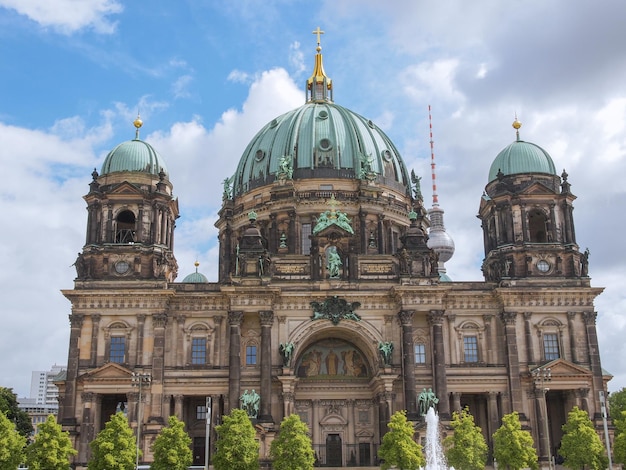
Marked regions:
[115,260,130,274]
[255,150,265,161]
[536,260,550,273]
[382,149,392,162]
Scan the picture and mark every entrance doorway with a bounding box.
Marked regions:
[326,434,342,466]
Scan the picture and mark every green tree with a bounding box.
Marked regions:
[88,412,137,470]
[151,415,193,470]
[270,414,315,470]
[492,411,538,470]
[443,407,488,470]
[610,388,626,434]
[25,414,77,470]
[213,408,259,470]
[0,410,27,469]
[613,410,626,465]
[560,406,608,470]
[0,386,34,437]
[378,410,425,470]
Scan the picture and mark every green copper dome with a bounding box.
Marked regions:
[488,121,556,182]
[233,102,410,196]
[182,271,209,283]
[101,138,169,176]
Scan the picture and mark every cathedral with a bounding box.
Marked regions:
[57,32,610,469]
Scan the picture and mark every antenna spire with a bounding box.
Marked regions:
[428,105,439,207]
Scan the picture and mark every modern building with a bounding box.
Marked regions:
[30,364,66,407]
[57,34,610,469]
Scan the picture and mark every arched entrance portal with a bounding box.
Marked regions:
[293,338,380,467]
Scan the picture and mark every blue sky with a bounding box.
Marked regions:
[1,0,626,398]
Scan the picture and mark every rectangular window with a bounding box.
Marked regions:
[191,338,206,365]
[196,405,206,420]
[246,345,257,365]
[463,336,479,363]
[414,343,426,364]
[301,223,312,254]
[109,336,125,364]
[544,333,560,361]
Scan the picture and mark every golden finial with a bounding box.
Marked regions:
[194,260,200,272]
[512,114,522,141]
[133,113,143,139]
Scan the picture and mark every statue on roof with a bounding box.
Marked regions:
[222,176,233,200]
[277,155,293,180]
[411,170,422,201]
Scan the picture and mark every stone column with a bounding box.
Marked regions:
[429,309,450,419]
[501,311,524,417]
[583,311,604,417]
[484,314,494,364]
[214,315,224,367]
[78,392,96,463]
[524,312,534,364]
[135,314,145,366]
[534,388,551,466]
[488,391,500,439]
[259,310,274,422]
[398,310,418,420]
[567,312,578,363]
[174,315,185,367]
[174,394,184,421]
[451,392,462,413]
[377,215,385,254]
[149,313,167,422]
[228,311,244,411]
[62,313,83,425]
[90,314,100,367]
[447,314,457,363]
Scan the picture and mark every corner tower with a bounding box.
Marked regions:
[478,119,585,281]
[76,117,179,283]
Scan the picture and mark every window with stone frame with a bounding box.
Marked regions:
[191,337,207,365]
[463,336,479,363]
[104,321,131,365]
[455,321,485,364]
[414,343,426,364]
[301,222,311,254]
[109,336,126,364]
[245,343,258,366]
[543,332,560,361]
[537,318,563,362]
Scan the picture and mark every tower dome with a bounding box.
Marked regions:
[488,120,556,183]
[101,117,169,176]
[182,262,209,283]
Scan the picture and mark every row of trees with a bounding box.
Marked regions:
[4,385,626,469]
[379,406,610,470]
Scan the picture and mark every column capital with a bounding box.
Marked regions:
[228,310,244,326]
[501,311,517,325]
[259,310,274,326]
[583,311,597,325]
[152,313,168,328]
[428,309,445,326]
[69,313,84,327]
[398,310,415,325]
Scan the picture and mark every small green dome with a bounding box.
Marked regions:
[488,139,556,183]
[182,271,209,283]
[233,102,410,196]
[101,139,168,176]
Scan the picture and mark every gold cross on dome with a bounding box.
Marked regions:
[312,26,325,47]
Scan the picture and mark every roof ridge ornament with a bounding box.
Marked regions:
[513,114,522,142]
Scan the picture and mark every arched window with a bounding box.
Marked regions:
[115,210,136,243]
[528,209,548,243]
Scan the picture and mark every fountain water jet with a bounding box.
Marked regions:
[424,407,449,470]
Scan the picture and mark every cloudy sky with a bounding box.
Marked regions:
[1,0,625,398]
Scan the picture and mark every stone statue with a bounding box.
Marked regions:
[71,252,88,278]
[240,389,260,418]
[378,341,394,366]
[411,169,422,201]
[279,342,295,367]
[417,387,439,417]
[581,248,590,277]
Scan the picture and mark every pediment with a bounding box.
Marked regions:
[78,362,133,383]
[108,181,144,195]
[518,181,557,196]
[320,413,347,426]
[532,358,592,378]
[313,223,354,240]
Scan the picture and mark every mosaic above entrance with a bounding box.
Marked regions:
[296,338,369,378]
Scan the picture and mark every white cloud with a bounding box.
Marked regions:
[172,75,194,99]
[0,0,123,34]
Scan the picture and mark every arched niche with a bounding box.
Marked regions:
[295,338,370,379]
